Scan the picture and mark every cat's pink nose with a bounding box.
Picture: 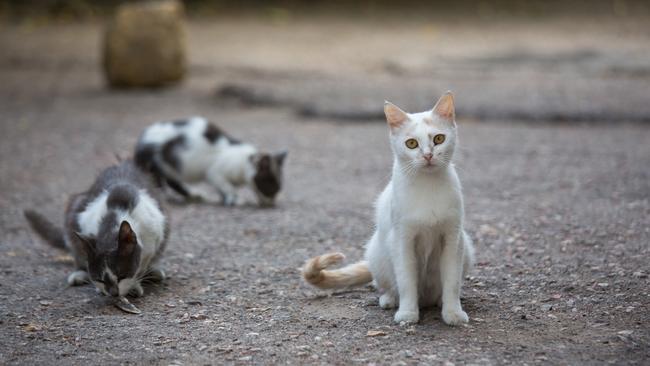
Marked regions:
[423,153,433,161]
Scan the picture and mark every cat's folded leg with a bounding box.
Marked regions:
[183,184,216,203]
[129,282,144,297]
[67,270,89,286]
[206,170,238,206]
[221,192,238,206]
[440,225,469,326]
[391,228,420,324]
[147,266,166,282]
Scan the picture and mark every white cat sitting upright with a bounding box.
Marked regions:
[302,92,475,326]
[135,116,287,206]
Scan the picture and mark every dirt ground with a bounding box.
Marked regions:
[0,15,649,365]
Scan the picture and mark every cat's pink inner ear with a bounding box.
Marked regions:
[433,91,455,121]
[384,101,408,129]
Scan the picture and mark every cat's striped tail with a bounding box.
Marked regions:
[23,210,66,250]
[302,253,372,289]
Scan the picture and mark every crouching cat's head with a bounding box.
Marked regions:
[250,151,288,206]
[76,220,141,297]
[384,92,457,173]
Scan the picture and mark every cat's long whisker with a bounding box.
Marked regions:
[400,161,419,177]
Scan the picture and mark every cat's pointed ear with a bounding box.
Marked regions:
[117,221,137,257]
[274,151,288,166]
[384,101,409,130]
[432,91,455,123]
[74,232,96,255]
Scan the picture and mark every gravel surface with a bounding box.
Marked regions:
[0,18,649,365]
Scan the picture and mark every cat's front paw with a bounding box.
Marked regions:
[441,307,469,326]
[129,283,144,298]
[394,309,419,324]
[379,293,397,309]
[148,267,166,282]
[222,194,237,207]
[186,194,204,203]
[67,270,89,286]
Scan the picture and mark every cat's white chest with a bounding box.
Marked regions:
[396,176,460,227]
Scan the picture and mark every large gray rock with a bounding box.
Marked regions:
[103,0,186,88]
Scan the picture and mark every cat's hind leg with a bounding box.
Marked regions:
[379,292,398,309]
[462,230,475,277]
[366,232,398,310]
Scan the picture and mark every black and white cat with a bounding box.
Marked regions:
[134,116,287,206]
[24,160,168,298]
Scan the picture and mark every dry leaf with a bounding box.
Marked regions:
[52,255,74,263]
[23,324,41,332]
[366,330,387,337]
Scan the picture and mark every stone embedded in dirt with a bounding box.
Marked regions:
[176,312,190,323]
[478,224,499,237]
[103,0,186,88]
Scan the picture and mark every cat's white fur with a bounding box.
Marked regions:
[205,143,260,205]
[303,92,474,326]
[77,191,109,236]
[140,116,263,205]
[77,190,166,296]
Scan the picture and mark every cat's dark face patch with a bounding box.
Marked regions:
[85,216,141,297]
[203,122,223,143]
[252,151,287,206]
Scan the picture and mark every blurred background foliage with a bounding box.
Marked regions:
[1,0,649,24]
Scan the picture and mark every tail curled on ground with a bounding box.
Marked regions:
[23,210,66,249]
[302,252,372,289]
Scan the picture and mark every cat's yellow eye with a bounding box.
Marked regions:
[405,138,419,149]
[433,134,446,145]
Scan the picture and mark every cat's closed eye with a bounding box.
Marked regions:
[405,139,419,149]
[433,134,445,145]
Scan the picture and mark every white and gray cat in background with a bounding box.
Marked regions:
[135,116,287,207]
[302,92,475,326]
